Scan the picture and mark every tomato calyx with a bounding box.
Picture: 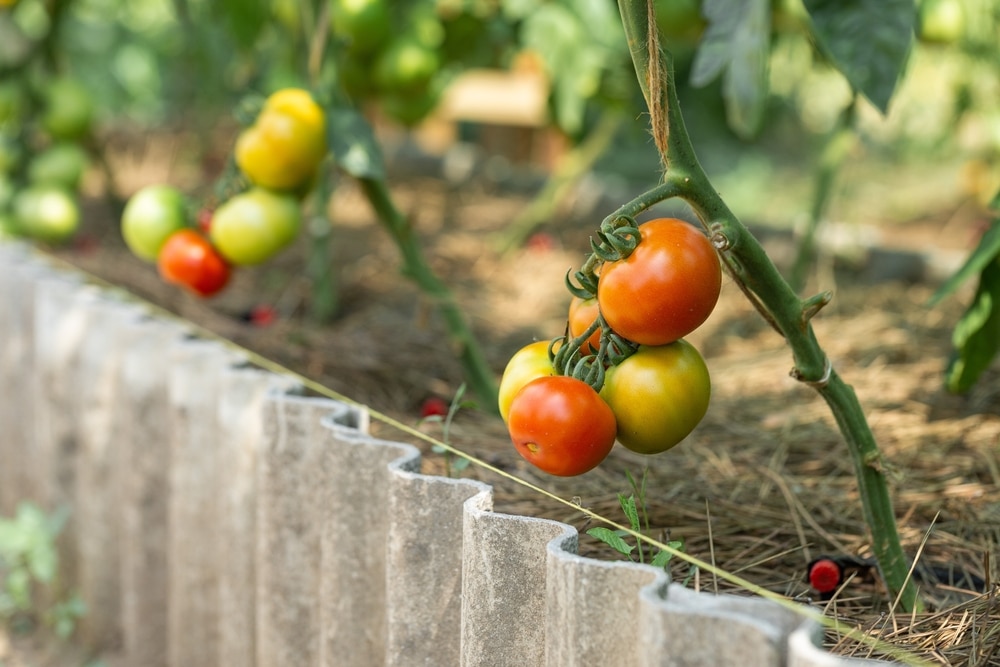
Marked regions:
[566,214,641,300]
[550,311,638,394]
[591,214,641,263]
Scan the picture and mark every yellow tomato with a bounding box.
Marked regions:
[235,88,326,191]
[497,340,557,423]
[601,340,710,455]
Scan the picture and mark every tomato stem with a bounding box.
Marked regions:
[617,0,923,613]
[357,177,500,413]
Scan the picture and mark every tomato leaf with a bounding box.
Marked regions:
[650,549,673,568]
[690,0,771,139]
[327,108,386,180]
[930,220,1000,305]
[618,493,641,533]
[945,259,1000,394]
[586,526,636,557]
[802,0,914,113]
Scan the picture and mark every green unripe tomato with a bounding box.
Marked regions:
[41,78,94,140]
[601,340,711,455]
[918,0,965,44]
[209,188,301,266]
[121,185,189,262]
[28,142,89,190]
[374,38,440,93]
[13,185,80,244]
[331,0,392,54]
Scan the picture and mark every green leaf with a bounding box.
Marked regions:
[945,259,1000,393]
[5,567,31,610]
[930,220,1000,305]
[802,0,915,113]
[586,527,636,557]
[650,549,673,568]
[327,108,386,180]
[691,0,771,139]
[618,493,641,532]
[27,541,57,584]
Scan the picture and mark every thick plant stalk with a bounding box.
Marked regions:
[617,0,922,612]
[358,177,500,412]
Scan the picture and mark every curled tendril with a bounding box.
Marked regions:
[565,268,599,300]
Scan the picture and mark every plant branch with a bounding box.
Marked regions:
[358,177,499,411]
[617,0,921,613]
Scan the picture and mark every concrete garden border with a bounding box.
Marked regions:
[0,241,896,666]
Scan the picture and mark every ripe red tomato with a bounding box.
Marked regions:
[507,375,617,476]
[568,296,602,353]
[597,218,721,346]
[497,340,557,422]
[157,229,231,297]
[600,340,710,455]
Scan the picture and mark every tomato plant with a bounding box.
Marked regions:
[120,185,189,262]
[208,187,301,266]
[507,375,617,477]
[234,88,326,191]
[597,217,721,346]
[157,229,231,297]
[600,340,710,455]
[497,340,557,422]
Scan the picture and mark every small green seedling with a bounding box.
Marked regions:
[422,383,477,477]
[0,502,84,639]
[587,469,683,568]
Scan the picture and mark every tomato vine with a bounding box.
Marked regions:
[616,0,922,613]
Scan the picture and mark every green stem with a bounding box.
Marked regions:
[789,102,857,292]
[305,163,338,323]
[358,177,500,412]
[617,0,921,613]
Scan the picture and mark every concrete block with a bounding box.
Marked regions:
[317,410,419,667]
[116,317,188,667]
[788,620,900,667]
[32,278,100,591]
[638,583,802,667]
[166,338,244,667]
[256,394,346,667]
[216,365,301,667]
[461,494,576,667]
[73,296,145,651]
[546,536,664,666]
[384,450,491,666]
[0,253,60,513]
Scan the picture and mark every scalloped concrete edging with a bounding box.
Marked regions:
[0,240,898,667]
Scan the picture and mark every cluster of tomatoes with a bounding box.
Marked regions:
[120,88,325,297]
[498,218,722,477]
[0,77,94,246]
